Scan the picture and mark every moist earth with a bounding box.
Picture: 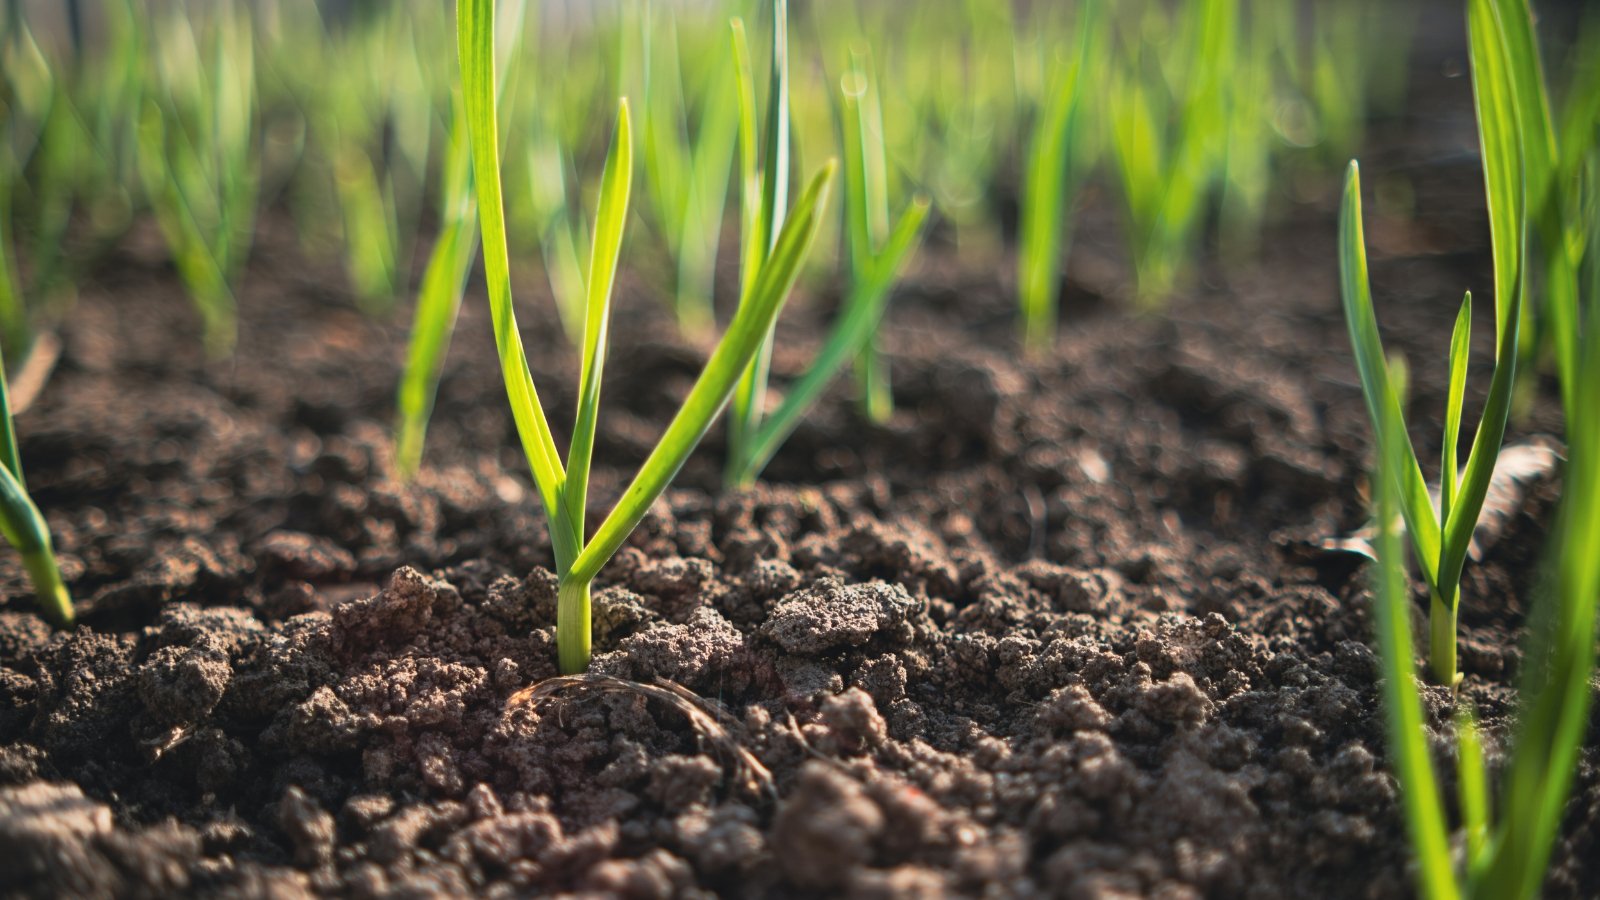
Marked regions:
[1,54,1596,900]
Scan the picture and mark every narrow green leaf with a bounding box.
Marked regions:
[1478,317,1600,900]
[457,0,572,564]
[0,460,72,626]
[1018,18,1089,353]
[856,338,892,424]
[737,195,929,483]
[1490,0,1576,423]
[1472,16,1599,896]
[758,0,791,259]
[729,18,762,300]
[725,17,761,467]
[0,346,22,483]
[393,212,476,480]
[1338,161,1441,583]
[840,60,873,281]
[840,42,898,423]
[1441,293,1471,524]
[1371,355,1460,900]
[1468,4,1598,894]
[847,43,889,252]
[1456,709,1490,873]
[570,161,836,586]
[729,0,792,484]
[1441,0,1527,601]
[136,100,238,358]
[563,100,634,548]
[394,100,478,481]
[1468,0,1526,340]
[334,144,400,312]
[0,364,70,627]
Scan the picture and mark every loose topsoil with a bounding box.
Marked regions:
[2,25,1596,900]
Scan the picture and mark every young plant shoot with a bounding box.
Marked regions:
[457,0,834,673]
[137,6,260,358]
[1018,2,1096,354]
[723,3,793,489]
[636,4,741,336]
[1486,0,1585,430]
[1336,0,1525,687]
[1368,358,1456,900]
[396,0,525,478]
[1369,209,1595,900]
[839,46,929,424]
[722,3,923,487]
[1108,0,1235,307]
[394,100,478,481]
[0,347,72,627]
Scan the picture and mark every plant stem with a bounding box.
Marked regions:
[24,550,72,628]
[858,339,892,424]
[1429,589,1459,688]
[557,576,592,674]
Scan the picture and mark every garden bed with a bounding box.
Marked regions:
[1,34,1594,900]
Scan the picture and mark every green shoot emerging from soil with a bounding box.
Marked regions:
[722,2,920,487]
[0,347,72,627]
[394,0,525,480]
[137,5,260,358]
[1108,0,1234,307]
[458,0,833,673]
[1337,0,1526,687]
[838,46,930,425]
[1017,1,1095,354]
[723,2,793,489]
[1370,78,1599,899]
[634,3,741,337]
[394,99,479,481]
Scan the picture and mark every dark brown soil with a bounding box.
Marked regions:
[1,33,1595,900]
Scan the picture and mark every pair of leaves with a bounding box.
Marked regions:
[1337,0,1526,647]
[724,3,792,483]
[723,4,926,486]
[457,0,834,671]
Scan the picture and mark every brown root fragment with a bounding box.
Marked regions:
[507,673,774,799]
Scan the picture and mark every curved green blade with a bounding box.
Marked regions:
[1440,0,1527,599]
[569,161,835,587]
[1337,161,1440,584]
[1370,356,1459,900]
[736,195,928,484]
[563,100,634,546]
[457,0,570,560]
